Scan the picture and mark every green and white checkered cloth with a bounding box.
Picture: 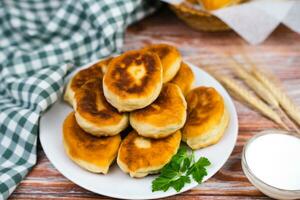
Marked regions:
[0,0,160,199]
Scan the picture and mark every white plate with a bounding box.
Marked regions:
[40,60,238,199]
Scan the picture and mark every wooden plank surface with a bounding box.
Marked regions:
[10,7,300,200]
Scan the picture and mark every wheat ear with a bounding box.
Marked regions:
[277,106,300,134]
[250,64,300,128]
[228,57,300,134]
[210,72,289,130]
[228,57,279,108]
[241,54,300,134]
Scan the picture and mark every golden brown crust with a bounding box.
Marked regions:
[103,50,163,111]
[170,62,195,96]
[75,78,125,125]
[130,83,186,138]
[64,58,112,106]
[183,108,229,149]
[182,87,225,139]
[104,50,162,97]
[143,44,182,82]
[74,78,128,136]
[63,112,121,173]
[70,58,111,92]
[117,130,181,176]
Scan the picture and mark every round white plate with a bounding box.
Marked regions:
[40,61,238,199]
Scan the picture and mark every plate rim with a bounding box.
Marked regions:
[39,60,239,199]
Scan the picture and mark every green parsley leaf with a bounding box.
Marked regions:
[152,177,172,192]
[191,166,207,183]
[152,147,211,193]
[160,168,178,179]
[196,157,211,167]
[171,176,191,192]
[169,147,187,171]
[186,157,211,183]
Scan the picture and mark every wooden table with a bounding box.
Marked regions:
[10,7,300,200]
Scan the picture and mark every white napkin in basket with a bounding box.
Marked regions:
[164,0,300,44]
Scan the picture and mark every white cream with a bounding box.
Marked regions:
[245,133,300,190]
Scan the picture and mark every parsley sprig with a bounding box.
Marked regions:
[152,146,211,192]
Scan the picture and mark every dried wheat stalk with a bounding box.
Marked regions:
[276,105,300,134]
[229,57,300,134]
[248,62,300,128]
[242,54,281,86]
[228,58,279,108]
[210,71,289,130]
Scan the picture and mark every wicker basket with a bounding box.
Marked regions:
[170,0,244,32]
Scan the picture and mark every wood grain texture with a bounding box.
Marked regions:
[10,7,300,200]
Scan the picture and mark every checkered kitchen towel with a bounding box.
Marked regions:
[0,0,160,199]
